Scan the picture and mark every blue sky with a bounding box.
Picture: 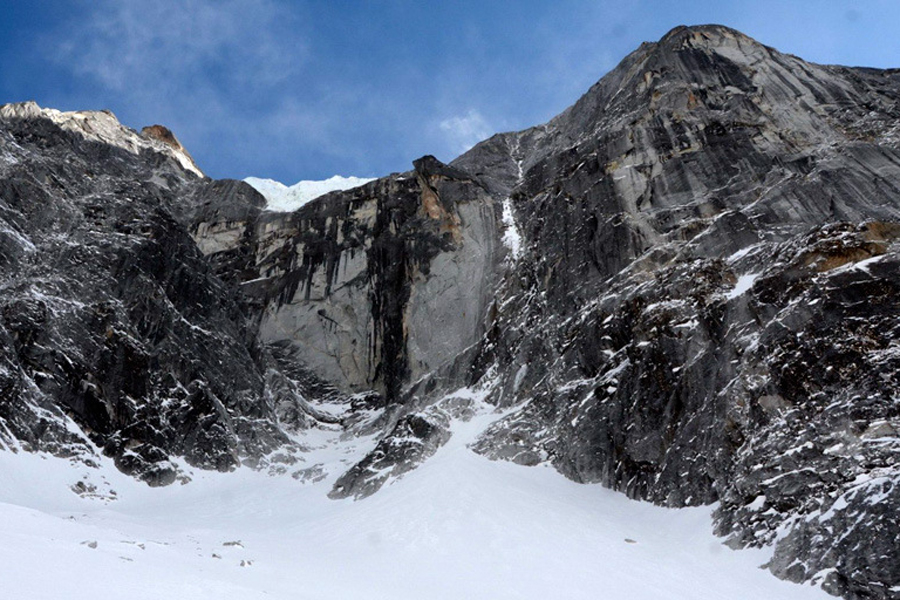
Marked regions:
[1,1,898,183]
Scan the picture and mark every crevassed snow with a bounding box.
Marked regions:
[245,175,375,212]
[0,399,831,600]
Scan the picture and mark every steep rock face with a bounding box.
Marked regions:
[0,104,306,484]
[193,156,504,402]
[450,25,900,598]
[166,152,507,498]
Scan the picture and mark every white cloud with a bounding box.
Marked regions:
[50,0,303,93]
[439,109,493,154]
[37,0,330,178]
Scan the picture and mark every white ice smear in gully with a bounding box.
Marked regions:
[727,272,760,300]
[245,175,374,212]
[501,197,523,260]
[0,401,831,600]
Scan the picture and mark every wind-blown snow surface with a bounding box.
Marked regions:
[0,400,831,600]
[244,175,374,212]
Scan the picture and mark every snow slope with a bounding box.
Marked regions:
[0,400,831,600]
[245,175,374,212]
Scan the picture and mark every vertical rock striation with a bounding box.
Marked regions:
[452,25,900,598]
[0,103,300,484]
[223,156,503,403]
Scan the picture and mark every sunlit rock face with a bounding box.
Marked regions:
[3,24,900,599]
[245,156,503,401]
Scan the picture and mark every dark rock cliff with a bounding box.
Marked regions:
[453,25,900,598]
[2,25,900,599]
[0,103,305,484]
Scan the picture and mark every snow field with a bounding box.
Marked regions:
[0,401,831,600]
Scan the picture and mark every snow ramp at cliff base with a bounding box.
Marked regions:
[0,410,830,600]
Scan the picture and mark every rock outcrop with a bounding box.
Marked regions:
[2,24,900,599]
[0,103,305,484]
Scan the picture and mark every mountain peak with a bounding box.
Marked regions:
[648,24,776,69]
[657,23,762,47]
[0,100,204,178]
[453,23,893,198]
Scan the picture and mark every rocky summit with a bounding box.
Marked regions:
[2,24,900,599]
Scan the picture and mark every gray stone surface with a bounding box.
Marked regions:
[242,156,503,401]
[0,102,312,484]
[452,25,900,598]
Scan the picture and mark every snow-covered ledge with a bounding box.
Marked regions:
[245,175,374,212]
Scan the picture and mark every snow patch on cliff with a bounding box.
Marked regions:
[727,272,760,299]
[245,175,374,212]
